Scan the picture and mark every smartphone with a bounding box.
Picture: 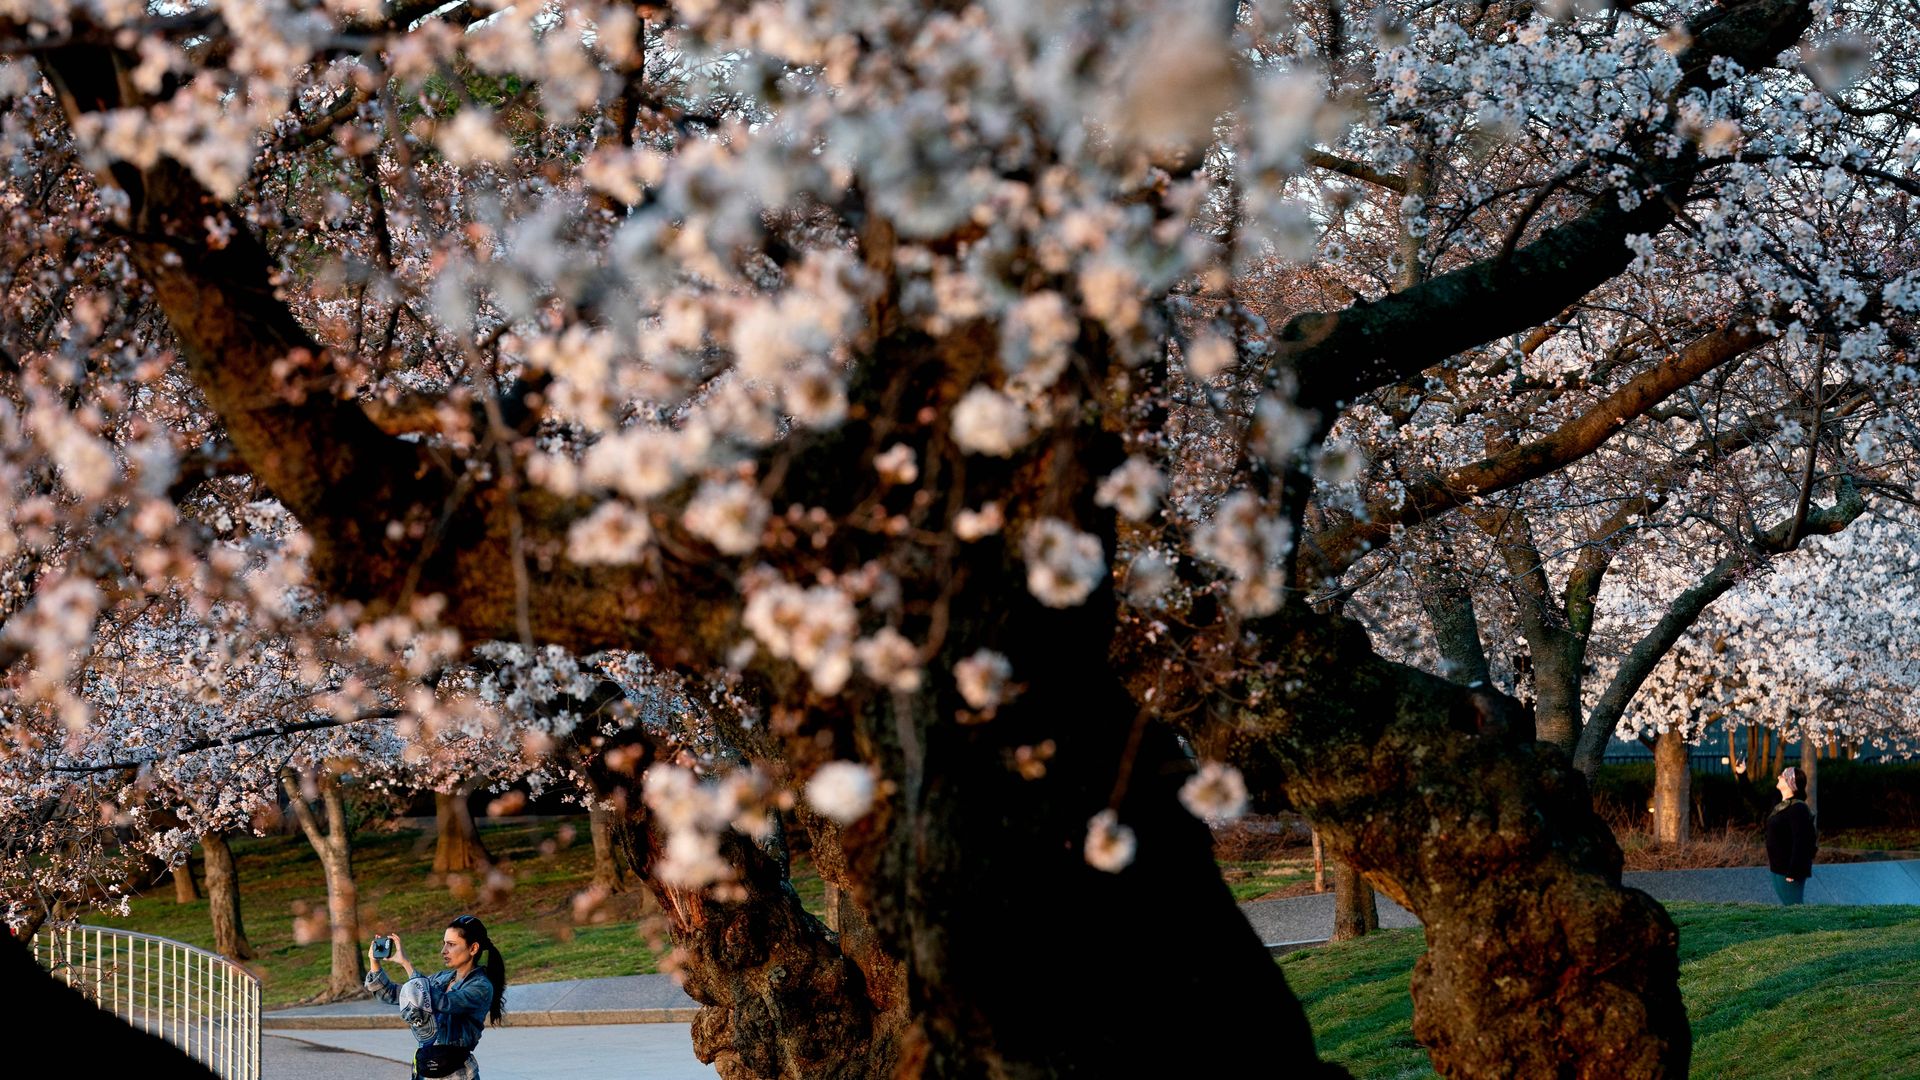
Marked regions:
[372,936,394,959]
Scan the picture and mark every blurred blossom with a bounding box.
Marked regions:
[1179,762,1249,822]
[805,761,878,824]
[955,649,1014,711]
[1084,810,1137,873]
[1022,519,1107,608]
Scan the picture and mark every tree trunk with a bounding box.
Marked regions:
[587,728,910,1080]
[172,851,198,903]
[432,788,490,875]
[1801,737,1819,820]
[587,591,1347,1078]
[1528,635,1585,754]
[1652,730,1691,845]
[1416,569,1491,687]
[1330,860,1378,941]
[1311,829,1326,893]
[589,802,628,894]
[1218,612,1689,1079]
[201,833,254,961]
[281,772,363,999]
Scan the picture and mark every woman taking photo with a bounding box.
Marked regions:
[367,914,507,1079]
[1765,766,1818,906]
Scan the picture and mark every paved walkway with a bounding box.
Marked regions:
[1239,857,1920,948]
[266,1026,715,1079]
[265,975,699,1029]
[265,976,713,1078]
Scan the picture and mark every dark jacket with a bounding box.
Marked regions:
[1765,799,1817,880]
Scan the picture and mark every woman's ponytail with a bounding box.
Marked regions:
[482,942,507,1023]
[449,914,508,1023]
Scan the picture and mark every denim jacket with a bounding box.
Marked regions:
[366,966,494,1050]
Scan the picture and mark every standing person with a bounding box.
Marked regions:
[366,915,507,1079]
[1765,765,1818,906]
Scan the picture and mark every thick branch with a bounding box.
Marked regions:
[1306,321,1769,581]
[50,711,399,773]
[1304,149,1408,193]
[1274,0,1812,415]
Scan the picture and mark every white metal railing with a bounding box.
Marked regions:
[31,925,260,1080]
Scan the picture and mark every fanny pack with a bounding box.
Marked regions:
[416,1044,473,1078]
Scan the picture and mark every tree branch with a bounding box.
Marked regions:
[1304,149,1408,193]
[1272,0,1813,417]
[49,711,400,774]
[1304,320,1770,582]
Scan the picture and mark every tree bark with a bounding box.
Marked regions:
[1330,860,1378,941]
[1312,829,1326,893]
[433,788,490,875]
[171,851,198,903]
[1415,568,1491,687]
[1801,737,1819,819]
[282,772,363,999]
[1529,636,1585,754]
[589,802,629,894]
[1652,730,1691,845]
[585,726,909,1080]
[201,832,254,961]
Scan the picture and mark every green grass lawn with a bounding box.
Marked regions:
[86,817,826,1009]
[1283,904,1920,1080]
[1219,858,1319,901]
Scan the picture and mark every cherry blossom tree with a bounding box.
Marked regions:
[1622,511,1920,832]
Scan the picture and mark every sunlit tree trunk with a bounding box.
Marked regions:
[589,802,629,894]
[202,832,254,961]
[1331,860,1378,941]
[282,772,362,998]
[432,787,490,875]
[1652,730,1691,845]
[1802,737,1820,819]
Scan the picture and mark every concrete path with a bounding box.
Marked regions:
[1240,891,1421,949]
[265,1035,404,1080]
[1239,857,1920,948]
[265,974,698,1029]
[1625,858,1920,905]
[266,1026,716,1079]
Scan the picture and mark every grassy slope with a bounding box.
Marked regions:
[1282,904,1920,1080]
[91,818,822,1008]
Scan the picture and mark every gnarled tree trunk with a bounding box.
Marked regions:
[1217,613,1688,1079]
[201,832,254,961]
